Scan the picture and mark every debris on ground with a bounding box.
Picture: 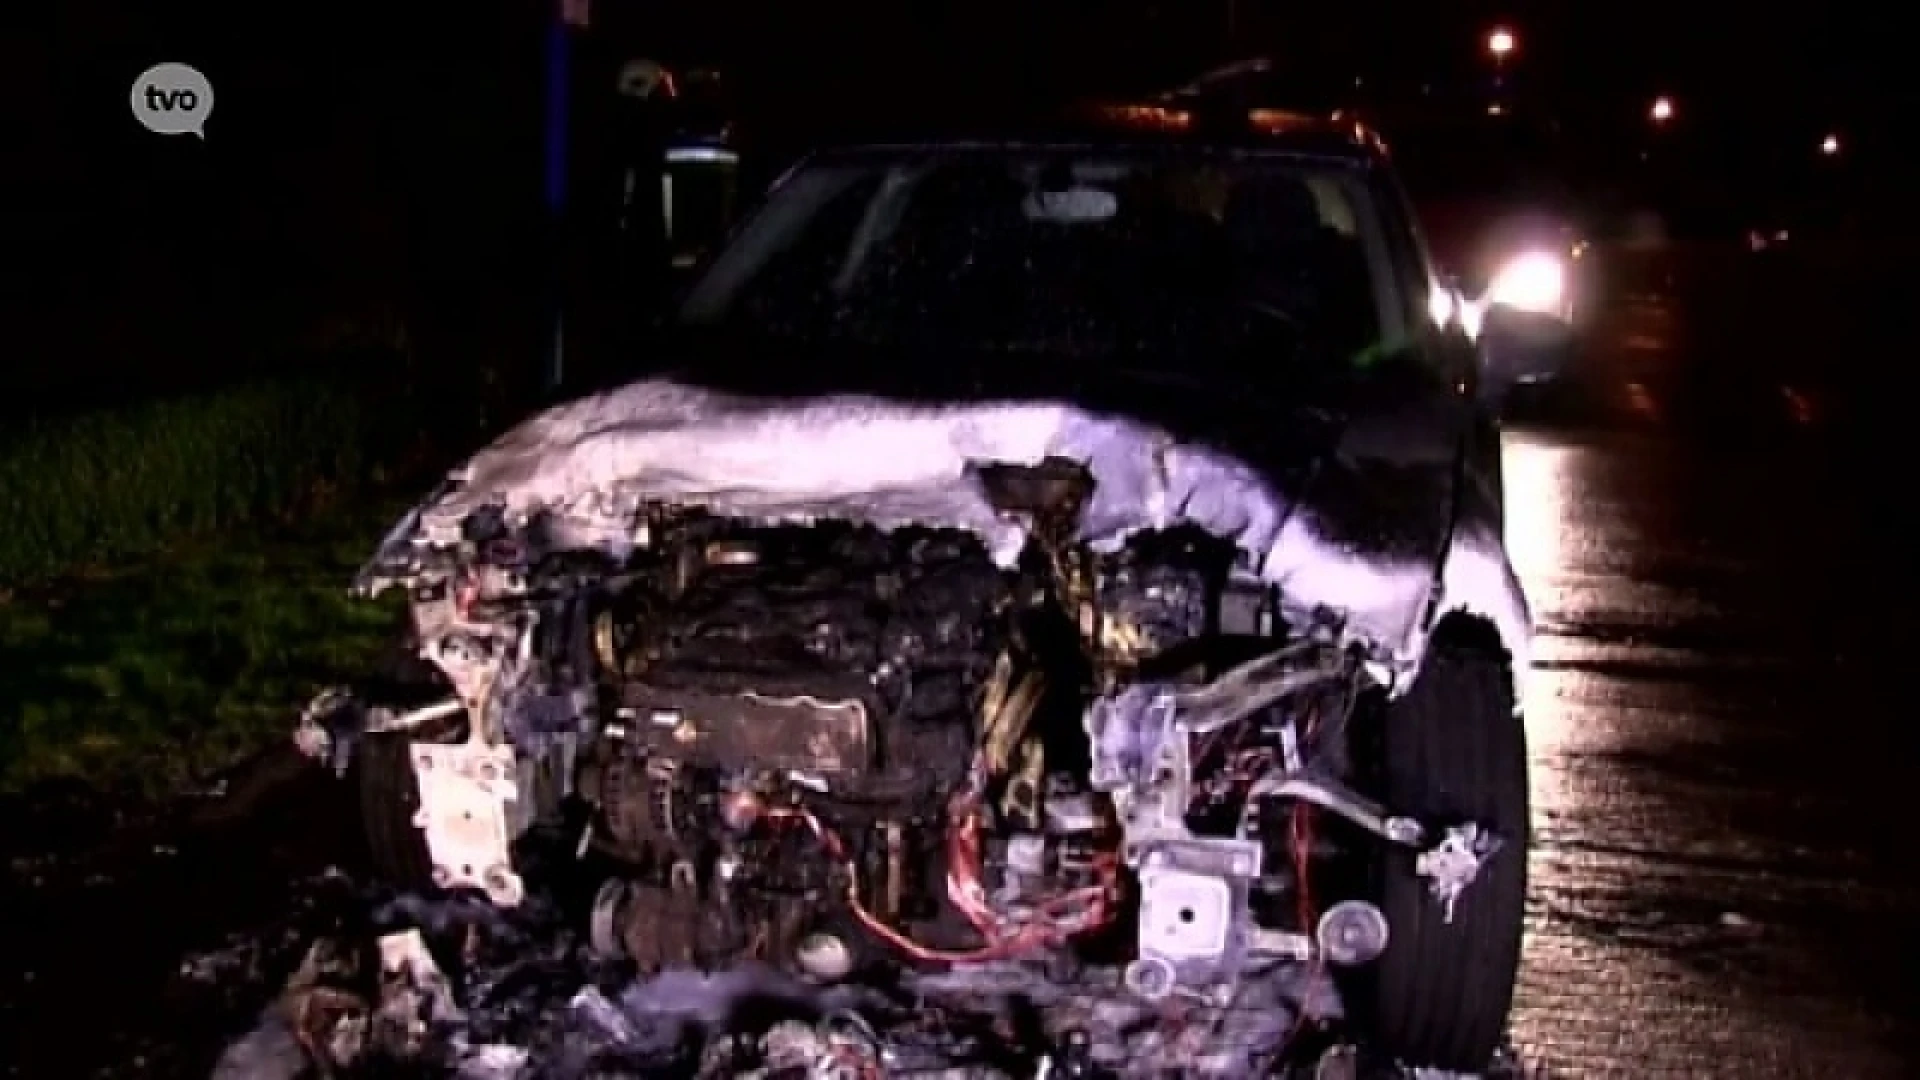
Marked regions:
[196,864,1529,1080]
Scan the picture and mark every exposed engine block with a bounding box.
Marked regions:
[573,518,1021,975]
[339,470,1411,1074]
[553,503,1345,1006]
[606,518,1005,764]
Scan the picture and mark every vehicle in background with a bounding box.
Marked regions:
[1153,61,1600,346]
[1366,101,1602,338]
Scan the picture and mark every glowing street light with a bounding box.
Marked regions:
[1650,96,1674,123]
[1487,27,1517,59]
[1820,133,1841,155]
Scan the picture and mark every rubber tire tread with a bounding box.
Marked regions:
[355,730,435,889]
[1361,618,1529,1071]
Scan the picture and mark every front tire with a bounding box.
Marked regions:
[1349,617,1530,1071]
[355,730,435,889]
[351,628,449,890]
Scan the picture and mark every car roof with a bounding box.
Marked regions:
[791,99,1387,164]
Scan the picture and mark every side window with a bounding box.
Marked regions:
[1315,172,1404,352]
[1369,166,1454,370]
[1303,175,1359,237]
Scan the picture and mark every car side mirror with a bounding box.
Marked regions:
[1476,305,1574,404]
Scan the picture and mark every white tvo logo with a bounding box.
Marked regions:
[131,62,214,139]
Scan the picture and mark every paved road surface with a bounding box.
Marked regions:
[1502,268,1916,1077]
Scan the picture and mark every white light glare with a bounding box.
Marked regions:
[1430,283,1486,339]
[1428,284,1455,328]
[1485,251,1566,315]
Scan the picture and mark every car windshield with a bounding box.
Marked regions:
[677,147,1409,378]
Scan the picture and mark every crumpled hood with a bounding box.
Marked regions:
[420,378,1296,567]
[376,376,1529,678]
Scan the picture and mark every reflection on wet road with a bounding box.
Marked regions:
[1501,280,1915,1077]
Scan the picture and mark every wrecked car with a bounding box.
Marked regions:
[298,102,1570,1075]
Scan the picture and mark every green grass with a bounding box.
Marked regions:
[0,500,410,801]
[0,377,380,587]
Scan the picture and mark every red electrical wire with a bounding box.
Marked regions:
[1285,705,1324,1046]
[760,794,1118,968]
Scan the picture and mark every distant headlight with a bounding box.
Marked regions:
[1483,250,1567,315]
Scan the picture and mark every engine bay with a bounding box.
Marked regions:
[298,457,1502,1075]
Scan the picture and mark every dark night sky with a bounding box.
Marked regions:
[19,1,1879,137]
[1,0,1896,407]
[12,0,1894,208]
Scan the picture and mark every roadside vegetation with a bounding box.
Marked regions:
[0,378,377,584]
[0,348,521,807]
[0,498,411,801]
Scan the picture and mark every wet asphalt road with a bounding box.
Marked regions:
[1501,263,1916,1077]
[3,246,1915,1079]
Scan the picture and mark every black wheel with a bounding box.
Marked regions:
[349,617,455,889]
[1347,616,1529,1071]
[354,730,436,889]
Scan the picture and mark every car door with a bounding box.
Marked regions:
[1372,159,1508,536]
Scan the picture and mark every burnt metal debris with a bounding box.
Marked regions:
[211,859,1524,1079]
